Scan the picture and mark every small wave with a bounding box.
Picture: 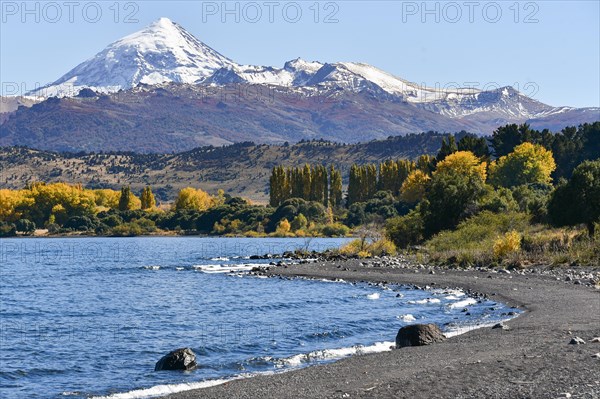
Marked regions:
[142,266,160,270]
[366,293,380,300]
[408,298,441,304]
[448,298,478,309]
[444,321,498,338]
[91,376,246,399]
[175,267,184,271]
[397,314,416,322]
[272,341,394,368]
[193,264,263,273]
[210,257,230,261]
[316,278,346,283]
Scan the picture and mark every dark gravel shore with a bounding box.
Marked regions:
[165,260,600,399]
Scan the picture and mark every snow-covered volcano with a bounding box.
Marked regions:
[32,18,236,97]
[22,17,598,133]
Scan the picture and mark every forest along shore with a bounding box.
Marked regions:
[165,259,600,399]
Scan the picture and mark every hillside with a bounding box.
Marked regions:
[0,134,446,203]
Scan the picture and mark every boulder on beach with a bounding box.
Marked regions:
[155,348,197,371]
[395,324,446,348]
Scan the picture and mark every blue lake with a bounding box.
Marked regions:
[0,237,514,398]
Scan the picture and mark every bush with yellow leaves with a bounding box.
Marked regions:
[340,237,396,258]
[493,230,522,258]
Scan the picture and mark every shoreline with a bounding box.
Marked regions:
[163,260,600,399]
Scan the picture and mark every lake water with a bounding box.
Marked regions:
[0,237,515,399]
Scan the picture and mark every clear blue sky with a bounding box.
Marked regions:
[1,1,599,107]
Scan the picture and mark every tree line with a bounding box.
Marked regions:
[269,165,343,209]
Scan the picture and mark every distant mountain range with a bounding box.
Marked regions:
[1,17,598,153]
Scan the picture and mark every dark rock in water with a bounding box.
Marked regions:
[395,324,446,348]
[155,348,197,371]
[569,337,586,345]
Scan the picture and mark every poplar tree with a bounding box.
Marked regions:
[329,165,343,209]
[140,186,156,210]
[118,186,133,211]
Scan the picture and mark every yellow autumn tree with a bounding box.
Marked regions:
[434,151,487,182]
[0,189,33,222]
[93,189,121,209]
[489,142,556,188]
[27,182,97,225]
[400,170,431,203]
[275,218,292,236]
[173,187,213,211]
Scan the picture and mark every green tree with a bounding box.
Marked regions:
[118,186,133,211]
[347,164,361,206]
[548,160,600,236]
[269,166,290,207]
[420,152,488,236]
[491,123,535,157]
[329,165,343,208]
[457,134,491,159]
[436,136,458,162]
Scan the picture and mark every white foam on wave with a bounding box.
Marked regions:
[274,341,395,368]
[90,376,246,399]
[366,293,380,300]
[443,321,500,338]
[143,265,160,270]
[192,264,263,273]
[408,298,441,304]
[448,298,478,309]
[397,314,416,322]
[317,278,346,283]
[90,341,395,399]
[210,257,230,261]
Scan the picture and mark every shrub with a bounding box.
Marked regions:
[320,223,350,237]
[425,211,530,266]
[493,230,522,258]
[110,222,143,237]
[370,238,397,256]
[0,221,16,237]
[478,186,519,213]
[385,210,424,249]
[15,218,36,235]
[273,218,294,237]
[340,239,369,257]
[64,215,98,231]
[340,237,396,257]
[291,213,308,231]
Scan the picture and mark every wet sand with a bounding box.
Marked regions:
[165,260,600,399]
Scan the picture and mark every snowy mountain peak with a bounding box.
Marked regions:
[30,18,235,97]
